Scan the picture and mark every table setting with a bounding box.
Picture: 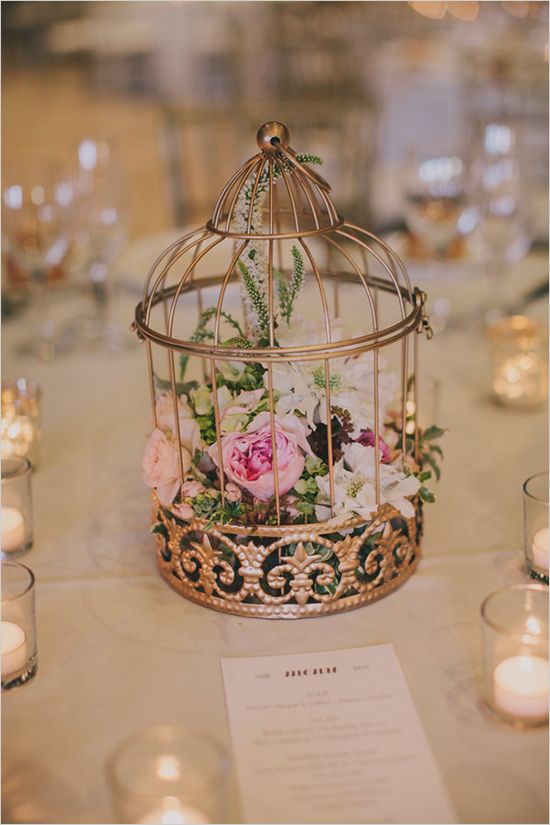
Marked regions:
[1,108,548,825]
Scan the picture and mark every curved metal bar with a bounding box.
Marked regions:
[274,158,300,234]
[276,143,332,193]
[224,155,264,234]
[293,168,321,231]
[335,228,407,320]
[213,240,249,346]
[137,311,422,362]
[401,338,409,459]
[145,231,215,325]
[205,222,344,241]
[295,158,340,225]
[244,156,267,234]
[142,227,208,303]
[346,222,414,302]
[211,154,261,227]
[166,237,225,337]
[323,235,378,333]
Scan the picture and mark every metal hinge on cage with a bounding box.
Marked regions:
[414,288,433,340]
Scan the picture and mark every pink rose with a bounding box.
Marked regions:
[172,502,194,521]
[143,428,190,506]
[356,429,391,463]
[225,482,242,503]
[208,412,311,502]
[181,480,204,498]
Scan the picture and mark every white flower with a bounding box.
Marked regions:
[315,442,420,522]
[270,352,397,436]
[155,394,201,454]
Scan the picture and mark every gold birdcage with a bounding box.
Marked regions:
[134,122,433,619]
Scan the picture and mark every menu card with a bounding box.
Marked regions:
[222,644,456,824]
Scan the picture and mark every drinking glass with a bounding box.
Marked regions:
[460,121,532,319]
[403,152,465,258]
[523,472,549,584]
[1,378,42,469]
[1,561,37,690]
[1,457,33,558]
[68,138,129,351]
[481,584,548,727]
[106,725,229,824]
[2,162,73,360]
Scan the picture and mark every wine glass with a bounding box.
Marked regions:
[2,163,73,360]
[68,138,130,351]
[403,152,465,259]
[459,121,532,320]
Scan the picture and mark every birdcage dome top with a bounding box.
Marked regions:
[134,122,428,362]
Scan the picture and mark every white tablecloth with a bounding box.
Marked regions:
[2,235,548,824]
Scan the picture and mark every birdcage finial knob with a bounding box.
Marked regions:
[256,121,290,152]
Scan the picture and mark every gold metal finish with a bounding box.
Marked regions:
[136,122,432,618]
[153,492,422,619]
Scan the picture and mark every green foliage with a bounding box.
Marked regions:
[277,245,305,324]
[196,412,217,446]
[191,490,243,527]
[238,259,270,336]
[180,308,248,380]
[294,153,323,166]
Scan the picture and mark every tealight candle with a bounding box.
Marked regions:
[1,506,25,553]
[493,655,549,721]
[531,528,549,574]
[1,620,27,679]
[137,800,210,824]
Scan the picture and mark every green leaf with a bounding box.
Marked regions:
[419,486,436,503]
[423,425,446,441]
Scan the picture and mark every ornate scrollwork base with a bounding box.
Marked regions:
[152,493,423,619]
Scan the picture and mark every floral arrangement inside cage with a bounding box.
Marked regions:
[134,122,444,618]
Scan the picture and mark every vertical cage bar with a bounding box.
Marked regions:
[146,340,158,428]
[210,359,226,507]
[267,228,281,525]
[373,348,380,506]
[169,348,186,485]
[299,239,335,515]
[401,338,409,460]
[414,330,420,462]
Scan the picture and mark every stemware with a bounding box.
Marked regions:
[68,138,130,351]
[460,121,532,319]
[2,162,73,360]
[403,151,465,259]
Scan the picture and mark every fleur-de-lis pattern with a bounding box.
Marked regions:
[151,493,422,618]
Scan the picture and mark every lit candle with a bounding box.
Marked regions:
[493,354,546,407]
[531,527,549,574]
[1,621,27,679]
[1,506,25,552]
[137,800,210,824]
[493,655,549,720]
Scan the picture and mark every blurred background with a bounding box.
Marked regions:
[2,0,548,350]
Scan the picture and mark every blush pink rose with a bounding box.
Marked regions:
[208,412,312,502]
[143,428,190,506]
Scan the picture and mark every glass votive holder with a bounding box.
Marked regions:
[106,725,229,824]
[486,316,548,409]
[1,561,38,690]
[1,457,33,558]
[523,472,549,584]
[481,584,548,727]
[1,378,42,469]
